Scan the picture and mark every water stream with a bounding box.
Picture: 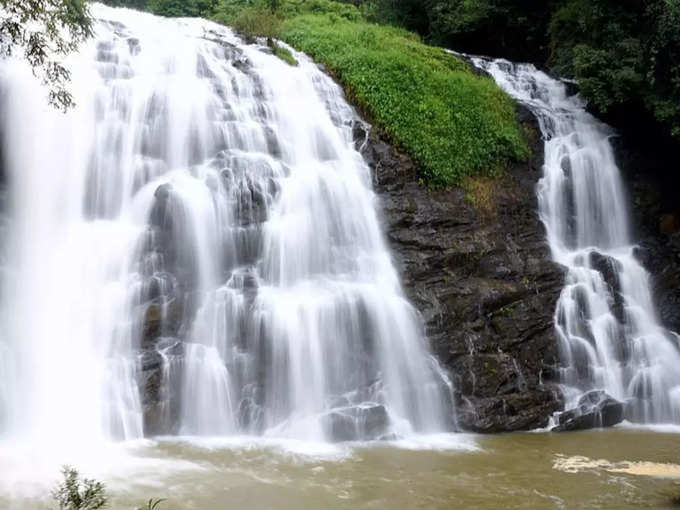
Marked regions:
[472,57,680,423]
[0,4,452,451]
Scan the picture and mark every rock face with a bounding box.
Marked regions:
[357,108,565,433]
[322,404,390,442]
[553,390,624,432]
[611,136,680,334]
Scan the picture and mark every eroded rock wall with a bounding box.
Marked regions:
[357,109,565,432]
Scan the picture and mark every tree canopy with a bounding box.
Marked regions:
[0,0,92,109]
[350,0,680,142]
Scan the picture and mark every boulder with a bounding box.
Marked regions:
[322,404,390,442]
[589,251,626,324]
[552,390,624,432]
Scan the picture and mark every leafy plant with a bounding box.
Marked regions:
[138,499,166,510]
[0,0,93,109]
[271,42,298,66]
[52,466,107,510]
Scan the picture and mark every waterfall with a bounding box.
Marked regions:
[0,4,453,446]
[473,57,680,424]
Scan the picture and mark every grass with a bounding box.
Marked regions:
[461,175,502,218]
[270,40,298,66]
[212,0,529,187]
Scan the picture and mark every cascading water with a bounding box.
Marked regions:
[0,4,453,447]
[473,57,680,424]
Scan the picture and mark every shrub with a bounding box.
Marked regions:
[271,42,298,66]
[52,467,107,510]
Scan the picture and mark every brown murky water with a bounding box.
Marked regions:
[3,428,680,509]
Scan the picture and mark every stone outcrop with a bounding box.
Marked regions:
[611,136,680,334]
[356,108,565,433]
[553,390,624,432]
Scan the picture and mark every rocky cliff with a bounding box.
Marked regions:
[356,108,566,433]
[612,136,680,335]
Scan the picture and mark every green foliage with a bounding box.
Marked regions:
[146,0,218,17]
[52,466,107,510]
[348,0,680,141]
[271,42,298,66]
[549,0,680,140]
[278,13,528,186]
[99,0,148,9]
[214,0,361,22]
[0,0,93,110]
[210,0,528,186]
[137,499,166,510]
[213,4,282,39]
[352,0,557,60]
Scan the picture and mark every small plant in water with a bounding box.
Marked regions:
[139,499,166,510]
[52,466,107,510]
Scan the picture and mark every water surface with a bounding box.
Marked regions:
[3,428,679,509]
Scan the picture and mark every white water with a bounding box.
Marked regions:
[473,57,680,423]
[0,3,453,455]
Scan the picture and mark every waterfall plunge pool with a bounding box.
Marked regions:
[1,428,680,509]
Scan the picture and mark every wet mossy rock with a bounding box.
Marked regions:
[359,104,566,433]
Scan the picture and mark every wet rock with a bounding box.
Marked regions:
[363,103,565,432]
[139,338,183,436]
[611,136,680,334]
[456,389,562,432]
[552,390,624,432]
[563,79,579,97]
[138,349,165,435]
[589,251,626,324]
[127,37,140,56]
[143,304,162,345]
[322,404,390,441]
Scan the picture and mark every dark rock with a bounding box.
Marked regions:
[322,404,390,441]
[456,389,562,433]
[361,103,565,432]
[552,390,624,432]
[589,251,626,324]
[127,37,140,56]
[562,79,579,97]
[610,135,680,334]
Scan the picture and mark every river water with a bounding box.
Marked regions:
[1,429,680,509]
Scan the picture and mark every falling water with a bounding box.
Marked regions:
[473,57,680,423]
[0,4,452,447]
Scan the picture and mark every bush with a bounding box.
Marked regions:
[271,42,298,66]
[146,0,217,17]
[52,467,107,510]
[216,6,282,39]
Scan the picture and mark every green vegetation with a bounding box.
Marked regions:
[211,0,529,186]
[52,466,107,510]
[350,0,680,143]
[271,42,298,66]
[213,4,282,39]
[141,499,167,510]
[101,0,218,16]
[0,0,93,109]
[51,466,165,510]
[549,0,680,139]
[146,0,216,17]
